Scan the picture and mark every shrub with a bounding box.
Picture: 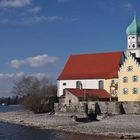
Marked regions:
[22,95,56,113]
[12,76,58,113]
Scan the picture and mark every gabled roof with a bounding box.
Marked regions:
[58,51,123,80]
[66,88,111,99]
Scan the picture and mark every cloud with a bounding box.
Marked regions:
[21,16,62,24]
[26,6,41,14]
[10,54,59,69]
[0,16,62,25]
[0,72,48,82]
[0,1,79,25]
[0,72,24,80]
[0,0,31,8]
[0,15,79,25]
[0,72,49,97]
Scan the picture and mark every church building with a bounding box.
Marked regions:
[118,17,140,102]
[57,16,140,102]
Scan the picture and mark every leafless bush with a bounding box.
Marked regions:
[12,76,57,113]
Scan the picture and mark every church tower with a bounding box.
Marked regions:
[126,16,140,58]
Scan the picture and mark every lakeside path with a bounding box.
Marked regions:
[0,105,140,139]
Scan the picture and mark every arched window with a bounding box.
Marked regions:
[132,44,135,48]
[76,81,83,89]
[99,80,104,89]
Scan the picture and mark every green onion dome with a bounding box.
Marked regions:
[126,17,140,35]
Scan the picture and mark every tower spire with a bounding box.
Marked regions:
[126,15,140,58]
[134,11,136,20]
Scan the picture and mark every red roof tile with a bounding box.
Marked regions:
[66,88,111,99]
[58,51,123,80]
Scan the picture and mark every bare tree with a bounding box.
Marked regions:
[11,76,57,113]
[12,76,41,97]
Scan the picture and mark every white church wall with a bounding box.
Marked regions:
[57,79,104,97]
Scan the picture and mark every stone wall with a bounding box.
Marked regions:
[55,101,140,115]
[122,102,140,114]
[54,102,87,113]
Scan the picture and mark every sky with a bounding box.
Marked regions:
[0,0,139,97]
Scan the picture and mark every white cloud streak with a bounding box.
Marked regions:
[26,6,41,14]
[10,54,59,69]
[0,0,31,8]
[21,16,62,24]
[0,72,48,81]
[0,15,78,25]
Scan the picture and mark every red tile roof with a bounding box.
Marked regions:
[58,51,123,80]
[66,88,111,99]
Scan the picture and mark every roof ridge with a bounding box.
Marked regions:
[70,51,123,57]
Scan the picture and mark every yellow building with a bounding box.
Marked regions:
[118,16,140,102]
[118,54,140,102]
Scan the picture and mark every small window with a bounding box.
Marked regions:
[63,89,66,95]
[132,44,135,48]
[63,83,66,86]
[99,80,104,89]
[132,36,135,39]
[111,80,115,84]
[76,81,83,89]
[123,88,128,94]
[132,76,138,82]
[138,44,140,47]
[132,88,138,94]
[123,77,128,83]
[69,100,71,105]
[127,66,133,71]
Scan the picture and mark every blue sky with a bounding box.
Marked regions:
[0,0,139,97]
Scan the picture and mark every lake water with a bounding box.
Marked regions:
[0,105,120,140]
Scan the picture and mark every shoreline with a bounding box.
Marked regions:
[0,106,140,139]
[0,119,125,139]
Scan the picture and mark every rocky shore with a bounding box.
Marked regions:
[0,105,140,139]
